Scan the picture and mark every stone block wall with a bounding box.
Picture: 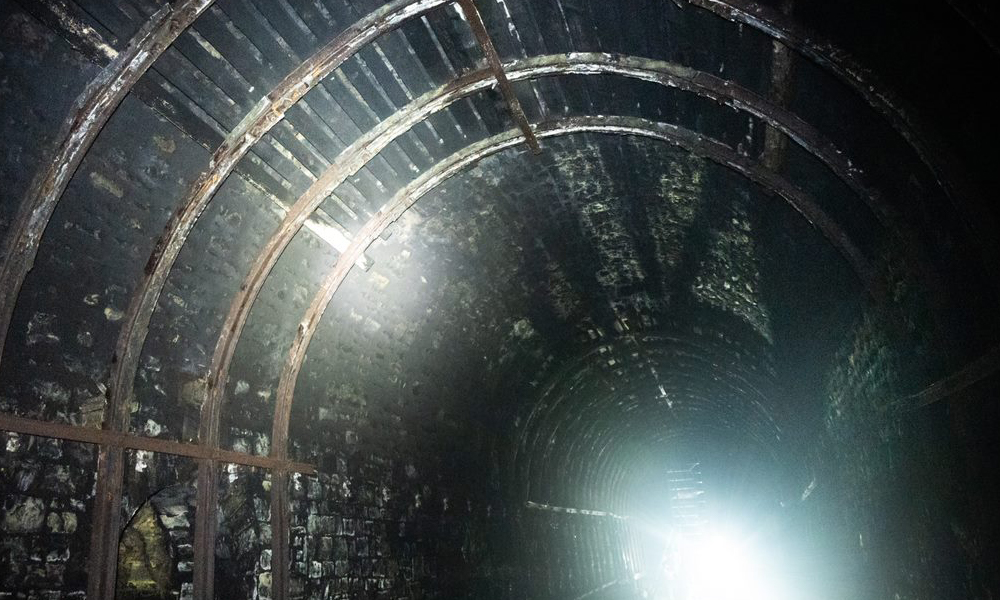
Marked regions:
[0,432,96,599]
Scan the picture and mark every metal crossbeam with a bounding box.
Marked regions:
[458,0,541,154]
[901,345,1000,409]
[0,413,315,473]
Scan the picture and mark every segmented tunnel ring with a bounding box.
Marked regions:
[0,0,994,598]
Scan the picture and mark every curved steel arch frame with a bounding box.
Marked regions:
[0,0,213,370]
[57,2,452,598]
[200,48,910,594]
[686,0,1000,290]
[0,3,982,599]
[262,114,875,596]
[0,2,214,598]
[0,1,451,598]
[207,51,895,464]
[109,0,451,457]
[272,114,868,464]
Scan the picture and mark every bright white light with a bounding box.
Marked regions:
[661,530,787,600]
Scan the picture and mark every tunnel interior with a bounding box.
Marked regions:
[1,0,999,598]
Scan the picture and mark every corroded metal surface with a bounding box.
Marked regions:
[0,3,215,598]
[760,0,795,171]
[458,0,541,153]
[271,470,291,600]
[270,115,878,475]
[214,53,895,462]
[0,413,314,472]
[0,0,212,370]
[192,458,218,599]
[107,0,450,458]
[80,4,451,597]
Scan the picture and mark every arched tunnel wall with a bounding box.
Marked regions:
[1,0,999,599]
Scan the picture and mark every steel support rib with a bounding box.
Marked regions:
[271,470,292,600]
[270,115,876,500]
[686,0,1000,291]
[0,2,215,597]
[107,0,451,457]
[458,0,541,153]
[0,0,211,368]
[901,344,1000,409]
[212,53,895,468]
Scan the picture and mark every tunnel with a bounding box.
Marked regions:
[1,0,999,598]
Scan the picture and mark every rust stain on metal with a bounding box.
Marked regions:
[760,0,795,171]
[208,67,498,471]
[271,470,291,600]
[89,446,127,599]
[0,413,315,472]
[192,459,218,600]
[0,2,215,598]
[63,4,456,599]
[219,53,898,459]
[0,0,212,371]
[458,0,541,154]
[102,0,450,458]
[269,115,881,475]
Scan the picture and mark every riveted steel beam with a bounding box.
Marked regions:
[269,115,878,493]
[458,0,541,154]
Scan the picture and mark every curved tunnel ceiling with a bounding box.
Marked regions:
[1,0,999,598]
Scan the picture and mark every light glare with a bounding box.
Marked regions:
[660,530,787,600]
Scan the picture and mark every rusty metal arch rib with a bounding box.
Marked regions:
[43,1,452,598]
[686,0,1000,287]
[0,2,214,598]
[0,0,213,369]
[264,114,873,600]
[272,114,876,464]
[212,47,899,597]
[207,51,895,463]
